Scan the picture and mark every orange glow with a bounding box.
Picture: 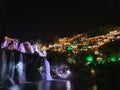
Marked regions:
[41,46,47,51]
[4,36,8,40]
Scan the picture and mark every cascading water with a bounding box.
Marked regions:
[16,53,26,84]
[8,52,16,85]
[41,58,53,80]
[0,49,7,85]
[38,49,53,80]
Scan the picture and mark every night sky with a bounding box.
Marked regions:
[6,0,120,42]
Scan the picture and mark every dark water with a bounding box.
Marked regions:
[0,78,98,90]
[1,65,120,90]
[0,71,120,90]
[0,80,71,90]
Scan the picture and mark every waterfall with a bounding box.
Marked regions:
[16,53,26,84]
[40,58,53,80]
[38,49,53,80]
[1,50,16,86]
[0,49,7,85]
[8,52,16,85]
[44,58,53,80]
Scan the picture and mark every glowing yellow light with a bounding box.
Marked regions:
[94,50,99,55]
[67,58,76,64]
[5,36,8,40]
[118,58,120,60]
[41,46,47,51]
[96,57,103,61]
[90,69,95,75]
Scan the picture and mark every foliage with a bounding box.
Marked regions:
[87,25,119,37]
[99,39,120,56]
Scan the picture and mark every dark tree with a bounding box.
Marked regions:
[99,39,120,56]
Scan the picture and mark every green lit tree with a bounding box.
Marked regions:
[109,56,117,62]
[66,45,73,51]
[86,55,94,62]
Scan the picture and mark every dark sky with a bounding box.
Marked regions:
[6,0,120,42]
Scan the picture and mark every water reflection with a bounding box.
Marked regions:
[0,80,104,90]
[38,80,72,90]
[66,81,71,90]
[1,80,72,90]
[8,85,21,90]
[38,81,51,90]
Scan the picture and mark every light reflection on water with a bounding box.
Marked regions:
[8,85,21,90]
[6,80,72,90]
[0,80,101,90]
[37,80,72,90]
